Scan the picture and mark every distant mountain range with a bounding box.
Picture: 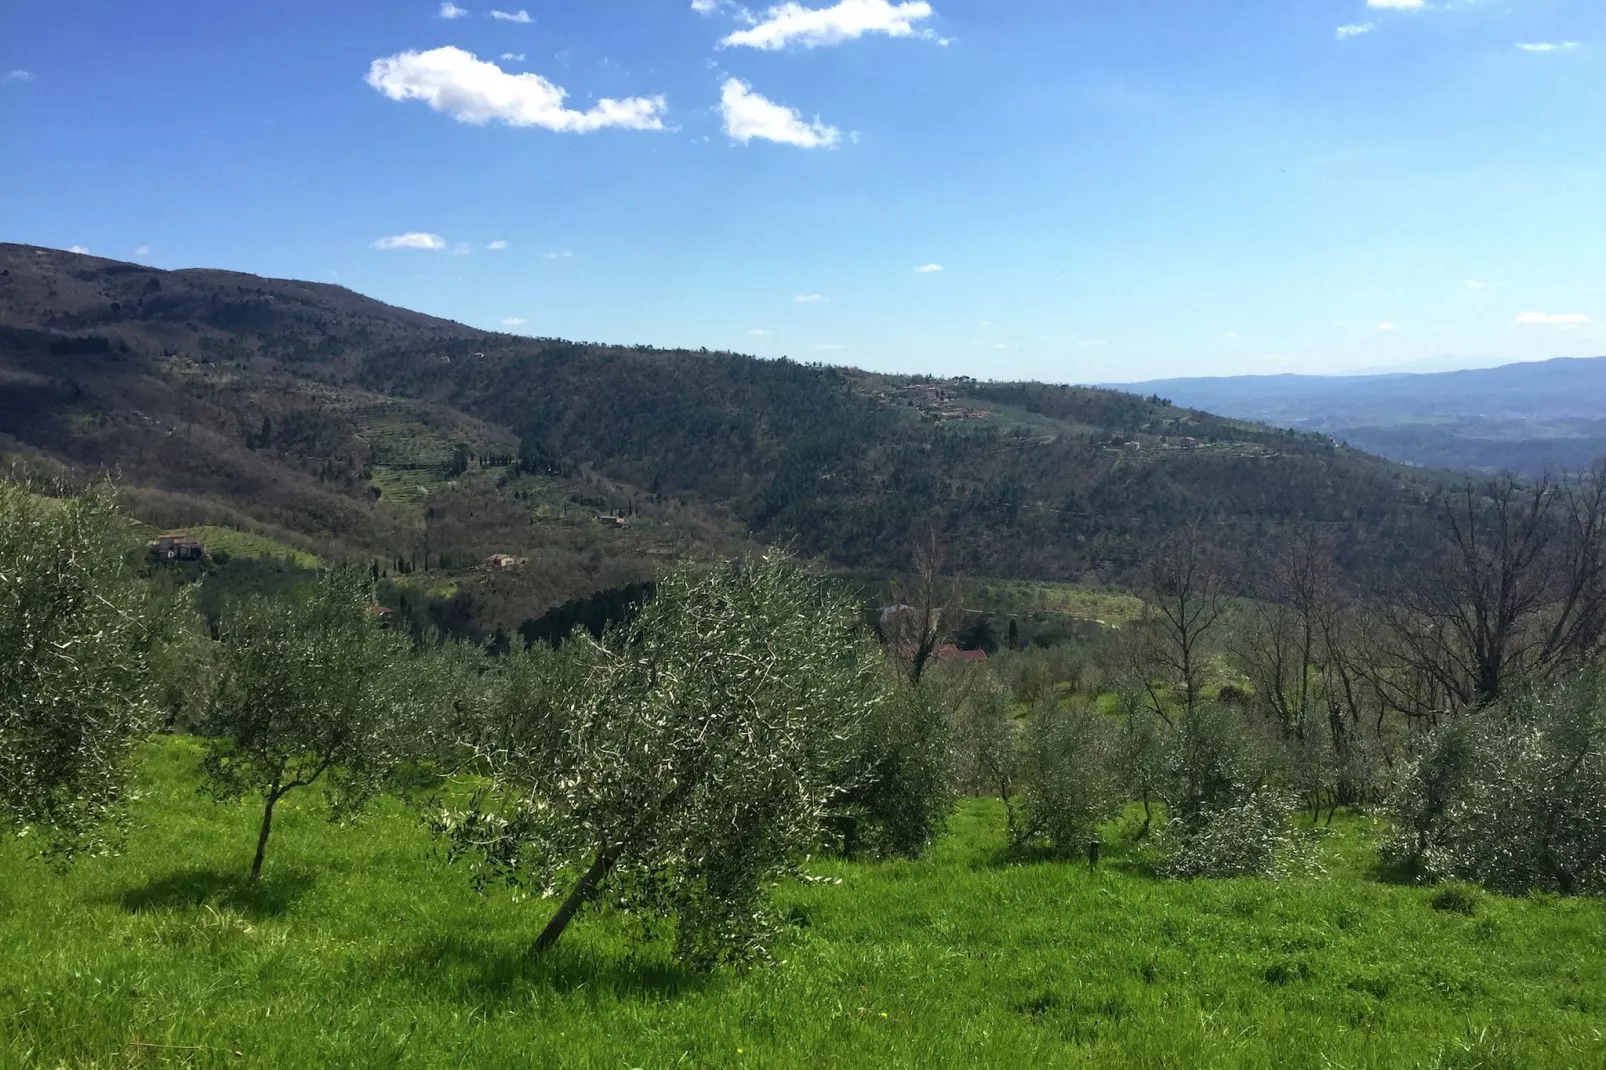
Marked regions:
[1112,358,1606,476]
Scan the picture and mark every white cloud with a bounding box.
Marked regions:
[1078,339,1107,347]
[1464,279,1494,290]
[490,9,532,22]
[500,53,525,62]
[366,47,667,133]
[502,317,527,326]
[720,78,840,147]
[691,0,721,11]
[1376,321,1398,331]
[438,1,468,18]
[1514,311,1590,326]
[794,293,829,303]
[750,328,773,336]
[373,232,447,250]
[133,245,153,258]
[3,70,33,84]
[542,250,574,259]
[487,239,510,250]
[68,245,89,254]
[1367,0,1424,8]
[1336,23,1376,39]
[913,263,943,273]
[1517,42,1579,53]
[721,0,936,50]
[1223,331,1240,340]
[452,242,472,256]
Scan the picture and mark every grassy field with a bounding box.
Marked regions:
[3,739,1604,1069]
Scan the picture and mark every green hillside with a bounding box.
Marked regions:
[0,244,1449,621]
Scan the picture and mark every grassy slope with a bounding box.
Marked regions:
[3,740,1603,1069]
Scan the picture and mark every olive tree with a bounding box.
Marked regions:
[203,569,420,882]
[433,553,892,967]
[1385,670,1606,895]
[1014,704,1123,854]
[0,480,167,858]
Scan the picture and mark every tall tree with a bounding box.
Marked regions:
[882,527,961,686]
[1134,525,1227,721]
[1383,465,1606,717]
[0,480,167,859]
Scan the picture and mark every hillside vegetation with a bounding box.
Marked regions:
[0,244,1449,630]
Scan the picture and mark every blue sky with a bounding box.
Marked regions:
[2,0,1603,381]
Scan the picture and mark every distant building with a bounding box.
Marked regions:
[933,643,989,665]
[595,514,630,528]
[148,532,204,563]
[366,604,397,629]
[486,553,527,571]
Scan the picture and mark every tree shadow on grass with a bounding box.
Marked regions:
[394,932,711,1006]
[115,866,317,918]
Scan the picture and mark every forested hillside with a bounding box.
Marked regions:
[1,244,1445,616]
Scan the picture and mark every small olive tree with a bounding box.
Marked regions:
[1014,704,1123,854]
[1150,704,1308,879]
[0,480,167,859]
[204,569,420,882]
[1385,670,1606,895]
[433,553,892,967]
[838,680,955,859]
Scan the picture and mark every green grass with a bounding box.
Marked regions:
[186,527,320,570]
[3,739,1604,1068]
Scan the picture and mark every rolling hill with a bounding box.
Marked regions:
[0,244,1451,630]
[1116,358,1606,476]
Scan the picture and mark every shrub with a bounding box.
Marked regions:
[1014,705,1123,853]
[842,681,955,859]
[1385,671,1606,896]
[1151,705,1308,879]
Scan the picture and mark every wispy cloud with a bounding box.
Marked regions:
[1376,321,1398,331]
[720,78,840,147]
[814,343,847,351]
[502,317,527,326]
[68,245,89,255]
[3,70,33,84]
[750,328,773,336]
[373,232,447,250]
[490,8,532,22]
[132,246,153,258]
[721,0,938,50]
[1516,42,1579,53]
[500,53,525,62]
[913,263,943,273]
[794,293,829,303]
[1366,0,1425,9]
[452,242,472,256]
[438,2,468,18]
[1336,23,1376,39]
[1464,279,1495,290]
[1223,331,1240,340]
[367,47,667,132]
[1514,311,1590,326]
[542,250,575,259]
[1077,339,1107,347]
[487,240,510,250]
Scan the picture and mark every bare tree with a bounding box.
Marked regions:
[1383,465,1606,717]
[1134,525,1227,722]
[882,527,962,686]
